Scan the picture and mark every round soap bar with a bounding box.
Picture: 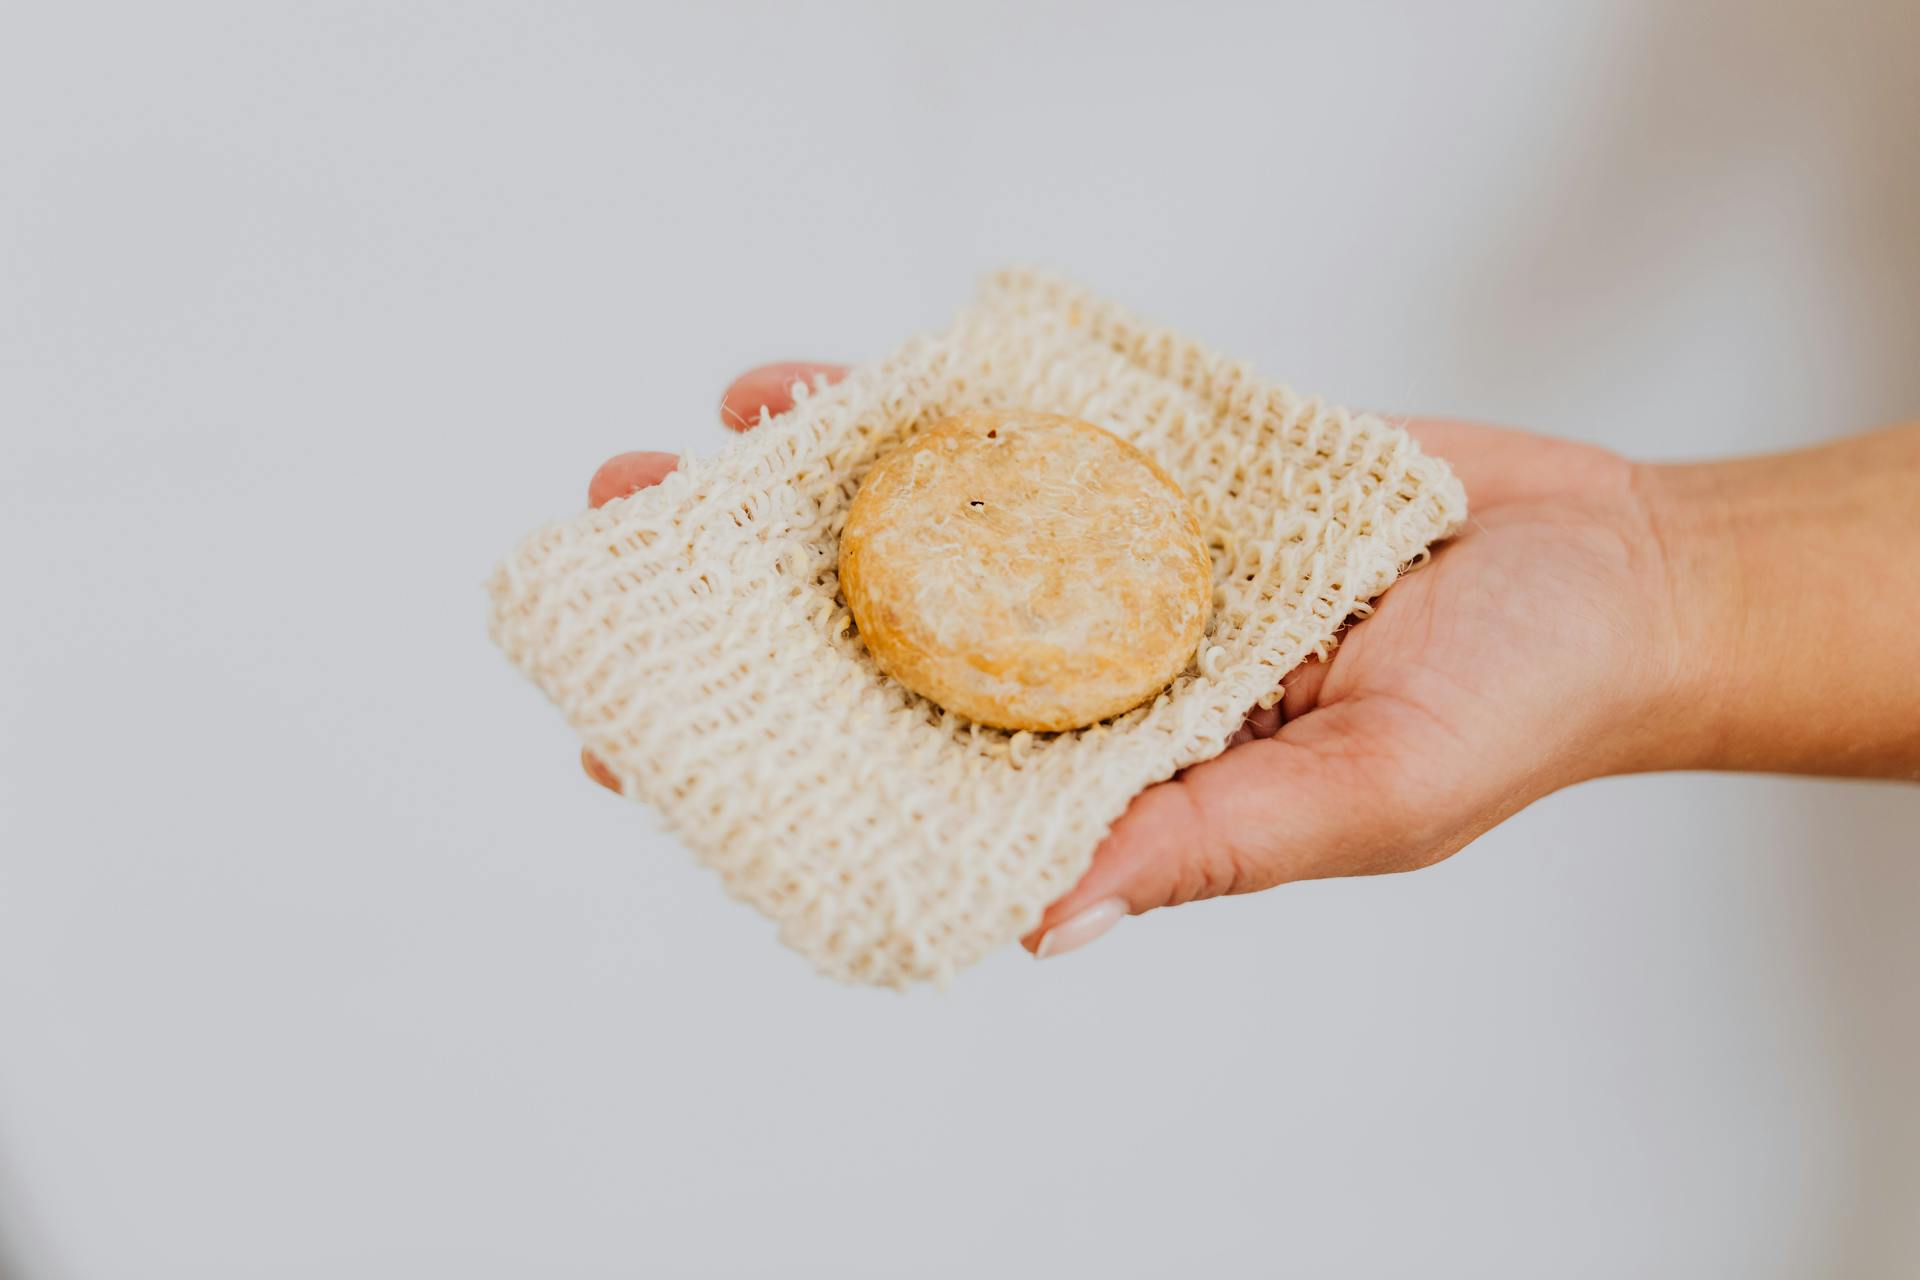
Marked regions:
[839,410,1212,732]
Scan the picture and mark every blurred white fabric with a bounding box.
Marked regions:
[2,3,1915,1276]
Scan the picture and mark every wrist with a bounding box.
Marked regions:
[1625,459,1751,774]
[1627,426,1920,780]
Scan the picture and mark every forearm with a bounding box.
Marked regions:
[1638,422,1920,779]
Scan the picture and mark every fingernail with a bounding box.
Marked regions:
[1034,897,1127,960]
[580,748,621,793]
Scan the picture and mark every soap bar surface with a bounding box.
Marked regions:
[839,410,1213,732]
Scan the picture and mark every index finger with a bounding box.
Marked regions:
[720,362,850,430]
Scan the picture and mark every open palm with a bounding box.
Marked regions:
[1028,416,1688,946]
[581,365,1689,956]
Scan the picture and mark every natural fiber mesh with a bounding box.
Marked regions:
[487,270,1467,987]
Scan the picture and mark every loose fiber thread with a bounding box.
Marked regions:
[488,270,1468,987]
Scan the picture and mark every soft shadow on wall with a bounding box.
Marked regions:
[1785,0,1920,1258]
[1792,782,1920,1274]
[1440,1,1920,1269]
[1437,0,1920,454]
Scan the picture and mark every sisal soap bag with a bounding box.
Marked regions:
[487,271,1468,987]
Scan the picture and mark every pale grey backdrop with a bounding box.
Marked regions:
[2,3,1916,1277]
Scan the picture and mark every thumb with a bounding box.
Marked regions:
[1022,698,1456,958]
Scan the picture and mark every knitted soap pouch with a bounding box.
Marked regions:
[487,271,1468,987]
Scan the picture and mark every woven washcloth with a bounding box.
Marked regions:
[487,270,1468,987]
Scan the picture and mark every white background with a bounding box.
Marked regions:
[3,3,1917,1276]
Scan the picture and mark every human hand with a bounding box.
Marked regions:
[578,364,1920,962]
[580,365,1685,951]
[1024,414,1690,954]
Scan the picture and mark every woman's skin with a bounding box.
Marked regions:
[582,363,1920,959]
